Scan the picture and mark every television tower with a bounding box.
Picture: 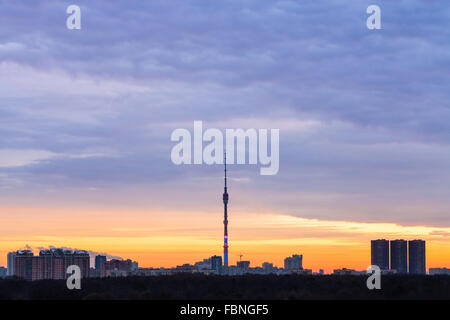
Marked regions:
[223,152,229,268]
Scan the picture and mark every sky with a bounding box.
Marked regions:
[0,0,450,272]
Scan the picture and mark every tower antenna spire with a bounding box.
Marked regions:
[223,150,229,268]
[224,151,227,189]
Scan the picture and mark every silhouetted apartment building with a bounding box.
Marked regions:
[237,261,250,271]
[333,268,364,275]
[262,262,274,274]
[0,267,6,278]
[101,259,138,277]
[210,255,222,274]
[13,250,33,280]
[429,268,450,275]
[284,254,303,271]
[390,239,407,274]
[95,255,106,270]
[172,264,195,274]
[409,240,426,274]
[371,239,389,270]
[14,248,90,281]
[7,252,16,276]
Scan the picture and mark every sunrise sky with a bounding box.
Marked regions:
[1,0,450,273]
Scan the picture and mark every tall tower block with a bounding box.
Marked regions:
[223,152,229,267]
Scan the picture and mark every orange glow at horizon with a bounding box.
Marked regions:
[1,206,450,273]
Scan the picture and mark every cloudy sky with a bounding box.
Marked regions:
[1,0,450,271]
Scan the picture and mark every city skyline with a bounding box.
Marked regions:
[2,238,436,279]
[3,203,450,273]
[1,237,440,275]
[1,1,450,274]
[2,204,450,273]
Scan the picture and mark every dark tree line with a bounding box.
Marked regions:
[0,274,449,300]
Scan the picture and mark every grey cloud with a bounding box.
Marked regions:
[0,0,449,226]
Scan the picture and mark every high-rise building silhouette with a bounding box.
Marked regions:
[390,239,407,274]
[210,255,222,274]
[7,252,16,276]
[262,262,274,273]
[223,152,229,268]
[371,239,389,270]
[14,250,33,281]
[237,260,250,271]
[0,267,6,278]
[13,249,89,281]
[409,240,426,274]
[284,254,303,271]
[95,255,106,270]
[102,259,136,277]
